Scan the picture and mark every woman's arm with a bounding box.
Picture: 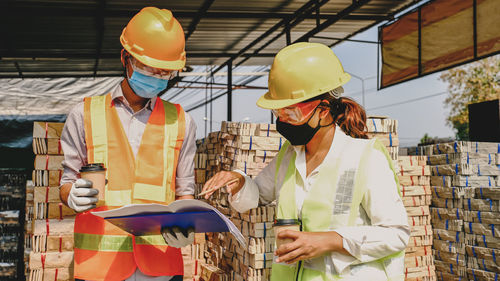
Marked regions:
[274,148,410,273]
[331,148,410,270]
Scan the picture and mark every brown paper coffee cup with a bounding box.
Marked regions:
[273,219,300,248]
[79,163,106,207]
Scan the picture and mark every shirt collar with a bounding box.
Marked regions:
[292,125,349,159]
[110,80,157,111]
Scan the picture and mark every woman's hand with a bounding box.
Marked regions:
[274,230,349,264]
[201,171,245,199]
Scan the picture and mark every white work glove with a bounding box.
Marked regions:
[161,226,195,248]
[67,179,99,212]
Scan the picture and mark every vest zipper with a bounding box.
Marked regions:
[295,260,303,281]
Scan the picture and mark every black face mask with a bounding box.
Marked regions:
[276,114,321,146]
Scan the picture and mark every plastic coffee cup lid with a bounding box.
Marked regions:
[273,219,300,226]
[80,163,106,173]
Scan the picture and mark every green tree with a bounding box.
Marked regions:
[440,55,500,140]
[420,133,431,145]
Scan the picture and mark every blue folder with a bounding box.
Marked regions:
[105,210,230,236]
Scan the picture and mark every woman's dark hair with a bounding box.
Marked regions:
[313,92,368,139]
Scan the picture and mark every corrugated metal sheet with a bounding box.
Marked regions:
[0,0,419,78]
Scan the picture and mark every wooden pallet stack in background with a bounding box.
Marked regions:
[0,169,27,280]
[29,122,76,281]
[367,116,399,161]
[414,141,500,281]
[397,156,436,281]
[193,122,283,281]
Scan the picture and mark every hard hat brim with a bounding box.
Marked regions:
[123,44,186,70]
[257,73,351,110]
[256,92,316,109]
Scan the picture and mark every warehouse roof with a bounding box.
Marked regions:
[0,0,419,78]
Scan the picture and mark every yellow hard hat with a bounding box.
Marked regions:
[120,7,186,70]
[257,42,351,109]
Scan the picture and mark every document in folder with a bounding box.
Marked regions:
[91,199,246,247]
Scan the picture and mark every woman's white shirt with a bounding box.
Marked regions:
[229,126,410,278]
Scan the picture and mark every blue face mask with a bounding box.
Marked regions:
[127,70,169,98]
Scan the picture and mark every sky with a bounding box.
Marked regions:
[183,25,456,147]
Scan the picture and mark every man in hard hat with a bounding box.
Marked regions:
[59,7,196,281]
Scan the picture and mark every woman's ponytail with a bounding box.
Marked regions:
[333,97,368,139]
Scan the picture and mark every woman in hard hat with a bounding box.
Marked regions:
[201,42,410,280]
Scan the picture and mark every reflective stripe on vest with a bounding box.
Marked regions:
[271,138,404,281]
[76,93,185,280]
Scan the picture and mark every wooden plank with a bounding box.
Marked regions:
[32,170,63,187]
[464,222,500,237]
[401,185,431,196]
[431,164,500,176]
[28,268,73,281]
[430,207,464,221]
[29,251,73,269]
[428,153,497,165]
[463,198,500,212]
[464,210,500,224]
[467,268,500,281]
[33,122,64,139]
[432,219,463,232]
[430,175,498,187]
[34,186,61,203]
[430,186,470,199]
[399,176,430,186]
[465,233,500,249]
[34,155,64,170]
[433,239,465,254]
[431,197,463,209]
[398,155,428,167]
[433,229,465,243]
[432,251,466,266]
[367,132,399,147]
[403,195,432,207]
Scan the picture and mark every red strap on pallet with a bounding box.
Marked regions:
[45,186,50,203]
[55,268,59,281]
[45,122,48,139]
[411,176,415,186]
[41,253,46,269]
[59,236,62,252]
[58,203,63,220]
[410,156,413,166]
[46,219,50,236]
[45,155,49,170]
[58,139,62,154]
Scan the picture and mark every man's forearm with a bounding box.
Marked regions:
[176,195,194,200]
[60,182,72,206]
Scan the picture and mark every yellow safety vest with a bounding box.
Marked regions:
[271,137,405,281]
[74,93,186,280]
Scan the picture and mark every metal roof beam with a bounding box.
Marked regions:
[2,4,387,21]
[185,0,216,40]
[212,0,331,74]
[294,0,372,43]
[0,52,276,60]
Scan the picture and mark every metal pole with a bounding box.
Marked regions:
[227,60,232,121]
[361,79,365,108]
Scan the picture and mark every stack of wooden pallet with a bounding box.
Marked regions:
[367,116,399,161]
[193,122,283,281]
[181,233,207,281]
[424,141,500,281]
[28,122,75,281]
[397,156,436,281]
[0,169,27,280]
